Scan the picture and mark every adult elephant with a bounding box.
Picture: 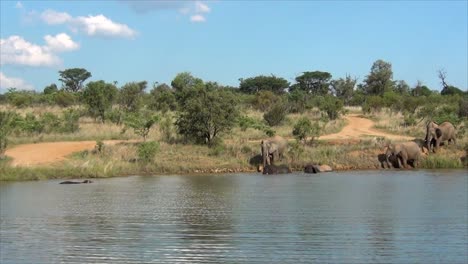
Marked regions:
[425,121,456,153]
[385,142,421,169]
[261,135,288,167]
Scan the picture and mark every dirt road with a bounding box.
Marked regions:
[5,140,129,167]
[319,115,414,141]
[5,115,413,167]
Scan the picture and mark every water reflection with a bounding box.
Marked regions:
[1,170,467,263]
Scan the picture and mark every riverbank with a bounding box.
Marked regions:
[1,139,466,181]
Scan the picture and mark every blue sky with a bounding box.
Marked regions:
[1,0,467,93]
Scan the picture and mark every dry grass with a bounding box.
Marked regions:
[2,106,466,181]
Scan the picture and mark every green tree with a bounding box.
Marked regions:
[292,117,320,144]
[171,72,204,106]
[317,95,343,120]
[252,90,281,112]
[441,85,465,96]
[263,101,288,126]
[43,83,58,95]
[294,71,332,95]
[411,81,432,97]
[123,112,159,141]
[363,59,394,95]
[59,68,92,92]
[149,83,177,112]
[287,89,311,113]
[239,75,290,94]
[331,75,356,104]
[394,80,410,95]
[119,81,147,112]
[82,80,117,123]
[175,88,239,146]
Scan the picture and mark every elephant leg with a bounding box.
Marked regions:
[435,139,441,152]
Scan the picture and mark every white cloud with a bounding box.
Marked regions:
[0,72,34,91]
[41,9,72,25]
[0,36,60,67]
[121,0,212,23]
[190,14,206,23]
[73,14,137,38]
[44,33,79,52]
[15,1,23,9]
[195,1,211,13]
[39,10,137,38]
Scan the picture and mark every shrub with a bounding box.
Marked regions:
[40,113,62,133]
[159,114,174,143]
[54,90,76,107]
[292,117,320,144]
[317,95,344,120]
[263,102,288,126]
[253,90,280,112]
[137,141,160,163]
[123,112,160,141]
[0,111,16,158]
[61,109,80,133]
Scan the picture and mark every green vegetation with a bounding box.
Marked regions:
[1,61,467,181]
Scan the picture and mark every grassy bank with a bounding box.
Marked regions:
[1,139,466,181]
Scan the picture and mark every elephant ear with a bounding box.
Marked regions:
[435,128,442,138]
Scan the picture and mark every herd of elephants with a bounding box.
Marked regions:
[260,121,458,175]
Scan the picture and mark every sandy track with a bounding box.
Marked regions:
[5,140,130,167]
[319,115,414,141]
[5,115,413,167]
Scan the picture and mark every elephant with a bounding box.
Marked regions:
[304,164,333,173]
[60,180,93,184]
[425,121,456,153]
[385,142,421,169]
[261,135,288,167]
[262,164,292,175]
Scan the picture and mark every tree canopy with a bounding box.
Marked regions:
[294,71,332,95]
[362,60,394,95]
[239,75,290,94]
[59,68,92,92]
[82,80,117,122]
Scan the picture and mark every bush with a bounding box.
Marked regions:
[253,90,280,112]
[61,109,80,133]
[137,141,160,163]
[159,115,174,143]
[123,112,160,141]
[263,102,288,126]
[0,111,16,157]
[317,95,344,120]
[54,90,76,107]
[292,117,320,144]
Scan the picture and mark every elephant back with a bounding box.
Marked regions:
[438,122,456,139]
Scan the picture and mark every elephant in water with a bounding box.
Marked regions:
[385,142,421,169]
[425,121,456,153]
[304,164,333,173]
[262,164,292,175]
[261,135,288,167]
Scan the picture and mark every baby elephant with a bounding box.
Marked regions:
[263,164,292,175]
[385,142,421,169]
[60,180,93,184]
[304,164,333,173]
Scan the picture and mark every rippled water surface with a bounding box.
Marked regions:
[1,170,467,263]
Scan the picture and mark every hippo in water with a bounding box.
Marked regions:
[60,180,93,184]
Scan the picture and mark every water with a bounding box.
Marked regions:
[1,170,467,263]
